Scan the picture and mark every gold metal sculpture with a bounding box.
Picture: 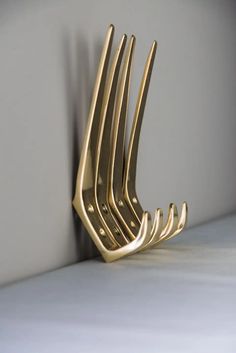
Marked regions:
[73,24,188,262]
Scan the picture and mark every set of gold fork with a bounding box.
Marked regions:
[73,24,188,262]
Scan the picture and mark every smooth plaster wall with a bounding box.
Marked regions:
[0,0,236,286]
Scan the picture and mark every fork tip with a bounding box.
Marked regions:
[142,211,151,222]
[156,208,163,217]
[153,40,158,48]
[107,24,115,37]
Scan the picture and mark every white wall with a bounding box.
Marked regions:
[1,0,236,286]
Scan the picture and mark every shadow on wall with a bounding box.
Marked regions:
[62,31,100,261]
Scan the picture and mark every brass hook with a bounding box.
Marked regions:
[73,24,188,261]
[73,25,152,262]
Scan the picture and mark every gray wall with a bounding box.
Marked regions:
[1,0,236,286]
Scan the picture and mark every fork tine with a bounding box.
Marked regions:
[140,208,163,251]
[108,35,148,242]
[123,41,157,223]
[121,41,165,249]
[93,33,133,244]
[161,203,178,237]
[109,35,136,205]
[73,24,123,249]
[162,201,188,241]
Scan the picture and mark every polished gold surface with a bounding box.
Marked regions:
[73,24,188,262]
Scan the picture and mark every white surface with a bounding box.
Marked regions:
[0,215,236,353]
[1,0,236,285]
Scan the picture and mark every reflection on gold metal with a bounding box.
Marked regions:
[73,24,188,262]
